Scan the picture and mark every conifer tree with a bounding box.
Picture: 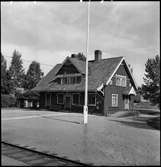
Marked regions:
[141,55,160,108]
[1,53,8,94]
[24,61,43,90]
[8,50,25,93]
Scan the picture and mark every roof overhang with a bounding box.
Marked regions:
[97,83,104,95]
[123,59,138,90]
[97,83,103,91]
[106,57,124,86]
[123,86,136,96]
[129,86,136,95]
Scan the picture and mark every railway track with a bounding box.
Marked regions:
[2,141,91,166]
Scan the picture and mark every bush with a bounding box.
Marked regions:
[1,94,16,107]
[134,94,141,103]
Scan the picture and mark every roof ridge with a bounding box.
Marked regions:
[88,56,123,62]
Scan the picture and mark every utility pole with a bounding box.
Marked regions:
[84,1,90,124]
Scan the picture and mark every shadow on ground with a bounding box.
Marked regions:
[110,117,159,130]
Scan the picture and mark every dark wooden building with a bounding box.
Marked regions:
[33,50,137,116]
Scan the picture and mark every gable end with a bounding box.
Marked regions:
[106,57,137,90]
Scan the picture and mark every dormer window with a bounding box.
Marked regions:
[54,75,81,85]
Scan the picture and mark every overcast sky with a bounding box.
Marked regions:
[1,1,160,86]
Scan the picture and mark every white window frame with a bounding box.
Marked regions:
[112,94,118,107]
[72,93,80,105]
[88,93,96,106]
[60,78,63,85]
[67,77,70,84]
[57,94,64,104]
[116,75,121,86]
[121,76,126,87]
[116,75,126,87]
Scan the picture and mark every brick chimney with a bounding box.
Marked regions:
[94,50,102,61]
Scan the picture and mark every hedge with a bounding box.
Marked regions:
[1,94,16,107]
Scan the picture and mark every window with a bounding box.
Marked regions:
[62,77,67,84]
[115,75,126,87]
[121,77,126,87]
[116,76,121,86]
[88,93,96,105]
[58,78,61,84]
[76,76,81,83]
[60,78,63,84]
[80,94,84,105]
[124,98,129,104]
[46,94,50,106]
[55,76,81,85]
[71,77,76,84]
[112,94,118,107]
[67,77,70,84]
[73,94,80,105]
[57,94,64,104]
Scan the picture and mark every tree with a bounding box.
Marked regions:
[76,53,86,61]
[1,53,13,94]
[8,50,25,93]
[1,53,7,94]
[24,61,43,90]
[141,55,160,108]
[71,52,86,61]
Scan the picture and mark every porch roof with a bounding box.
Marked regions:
[123,87,136,96]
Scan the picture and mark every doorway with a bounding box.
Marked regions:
[65,95,71,111]
[124,96,129,110]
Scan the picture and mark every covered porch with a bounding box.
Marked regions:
[123,86,137,111]
[39,91,104,114]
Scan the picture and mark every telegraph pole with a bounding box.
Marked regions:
[84,0,90,124]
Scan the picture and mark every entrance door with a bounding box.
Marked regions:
[124,96,129,110]
[65,96,71,110]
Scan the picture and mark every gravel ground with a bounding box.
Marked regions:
[1,109,160,166]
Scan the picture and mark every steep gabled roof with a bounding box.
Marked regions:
[88,57,123,88]
[69,57,86,74]
[33,56,136,92]
[33,64,61,91]
[55,57,86,75]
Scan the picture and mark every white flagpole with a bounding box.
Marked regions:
[84,0,90,124]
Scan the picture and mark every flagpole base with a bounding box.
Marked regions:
[83,105,88,124]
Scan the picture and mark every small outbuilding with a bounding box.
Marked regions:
[16,90,40,109]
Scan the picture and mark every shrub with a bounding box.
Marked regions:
[1,94,16,107]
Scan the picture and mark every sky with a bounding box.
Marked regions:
[1,1,160,87]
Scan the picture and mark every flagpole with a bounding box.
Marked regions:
[84,0,90,124]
